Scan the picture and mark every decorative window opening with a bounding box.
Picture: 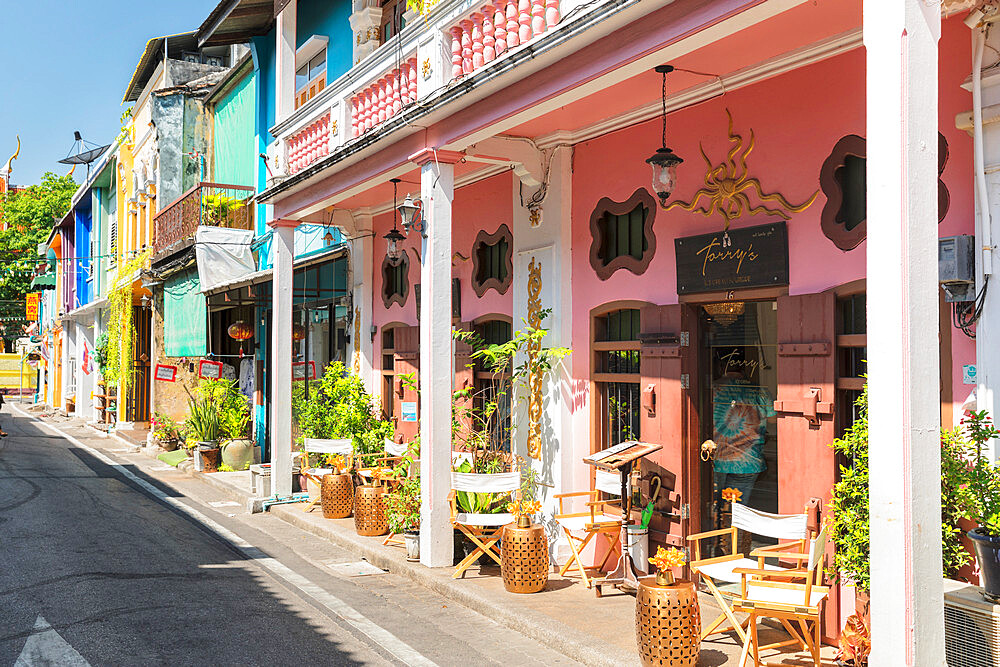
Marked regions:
[835,155,866,232]
[382,250,409,308]
[473,318,513,452]
[381,0,406,43]
[835,290,867,437]
[471,225,513,296]
[295,49,327,110]
[593,307,641,447]
[589,188,657,280]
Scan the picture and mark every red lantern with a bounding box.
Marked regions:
[227,320,253,357]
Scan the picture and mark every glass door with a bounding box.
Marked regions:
[698,300,779,540]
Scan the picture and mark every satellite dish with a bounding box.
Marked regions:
[58,131,110,177]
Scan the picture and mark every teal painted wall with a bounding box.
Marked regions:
[296,0,353,84]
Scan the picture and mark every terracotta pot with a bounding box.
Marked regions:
[321,473,354,519]
[635,576,700,667]
[500,522,548,593]
[354,485,389,536]
[200,447,221,473]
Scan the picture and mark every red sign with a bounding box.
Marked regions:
[292,360,316,382]
[198,360,223,380]
[154,364,178,382]
[25,293,39,321]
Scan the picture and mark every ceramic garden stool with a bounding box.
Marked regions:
[635,575,701,667]
[354,485,389,536]
[500,519,549,593]
[321,473,354,519]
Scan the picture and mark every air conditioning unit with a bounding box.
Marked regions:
[944,578,1000,666]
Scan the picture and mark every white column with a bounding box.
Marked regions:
[864,1,944,664]
[276,1,298,125]
[269,219,299,497]
[414,149,459,567]
[349,211,376,392]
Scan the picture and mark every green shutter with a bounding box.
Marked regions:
[164,269,207,357]
[213,73,256,187]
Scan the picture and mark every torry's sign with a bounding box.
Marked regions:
[674,222,789,294]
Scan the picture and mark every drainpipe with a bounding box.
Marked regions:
[973,24,993,276]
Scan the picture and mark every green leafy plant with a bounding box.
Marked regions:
[292,361,394,458]
[386,472,421,534]
[954,410,1000,536]
[830,383,973,592]
[93,333,110,378]
[196,378,251,442]
[218,463,235,473]
[105,249,152,393]
[151,412,180,441]
[202,193,244,227]
[185,386,222,444]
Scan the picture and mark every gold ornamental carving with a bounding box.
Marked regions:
[666,109,818,230]
[353,306,361,374]
[422,58,432,80]
[526,257,543,459]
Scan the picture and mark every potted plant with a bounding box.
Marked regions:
[185,387,222,473]
[835,613,871,667]
[386,475,421,561]
[151,412,181,451]
[956,410,1000,599]
[635,547,699,666]
[202,378,254,471]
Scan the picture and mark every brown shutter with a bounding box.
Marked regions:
[454,322,475,435]
[775,292,838,640]
[639,305,686,548]
[393,325,420,444]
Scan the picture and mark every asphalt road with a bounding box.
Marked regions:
[0,407,581,667]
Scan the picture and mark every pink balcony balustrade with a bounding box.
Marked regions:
[153,183,255,254]
[350,58,418,139]
[288,113,332,174]
[448,0,559,80]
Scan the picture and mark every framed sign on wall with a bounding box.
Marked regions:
[675,221,789,295]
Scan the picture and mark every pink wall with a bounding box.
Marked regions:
[570,23,975,416]
[371,172,515,361]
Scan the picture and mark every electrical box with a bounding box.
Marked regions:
[939,235,976,302]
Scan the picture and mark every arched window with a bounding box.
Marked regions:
[592,306,642,447]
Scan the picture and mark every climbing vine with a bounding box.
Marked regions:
[104,249,151,393]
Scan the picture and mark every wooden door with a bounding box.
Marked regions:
[127,306,152,423]
[392,325,420,443]
[774,292,837,640]
[639,304,687,549]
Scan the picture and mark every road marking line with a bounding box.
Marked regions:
[12,405,437,667]
[15,615,90,667]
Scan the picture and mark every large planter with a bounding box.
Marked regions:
[354,485,389,536]
[222,439,254,470]
[157,438,179,452]
[198,441,221,473]
[500,520,548,593]
[635,574,700,667]
[968,528,1000,600]
[321,473,354,519]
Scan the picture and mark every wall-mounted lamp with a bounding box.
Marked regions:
[398,193,424,236]
[646,65,684,208]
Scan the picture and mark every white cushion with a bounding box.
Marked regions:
[455,512,514,527]
[746,582,828,608]
[451,471,520,493]
[731,504,809,541]
[557,514,621,532]
[695,558,784,584]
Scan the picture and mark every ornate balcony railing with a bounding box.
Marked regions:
[268,0,571,181]
[153,182,255,254]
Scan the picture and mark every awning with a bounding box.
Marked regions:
[30,274,55,290]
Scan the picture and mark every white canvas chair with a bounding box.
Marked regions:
[448,469,520,579]
[732,523,831,667]
[357,438,409,484]
[553,469,624,588]
[688,503,810,643]
[296,438,353,513]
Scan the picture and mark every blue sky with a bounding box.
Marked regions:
[0,0,214,187]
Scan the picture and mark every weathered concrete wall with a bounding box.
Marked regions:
[152,94,186,209]
[151,289,200,424]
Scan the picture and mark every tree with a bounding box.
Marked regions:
[0,172,76,344]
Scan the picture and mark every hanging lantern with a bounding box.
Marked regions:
[646,65,684,207]
[384,227,405,262]
[293,323,306,341]
[228,320,254,358]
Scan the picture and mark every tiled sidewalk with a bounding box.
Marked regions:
[200,470,838,667]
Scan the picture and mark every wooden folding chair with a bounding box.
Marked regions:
[732,524,831,667]
[553,469,623,588]
[688,503,810,644]
[295,438,353,513]
[448,469,520,579]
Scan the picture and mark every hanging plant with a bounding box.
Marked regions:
[405,0,442,16]
[104,249,151,393]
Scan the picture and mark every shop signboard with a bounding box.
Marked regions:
[25,293,39,321]
[292,360,317,381]
[674,221,789,295]
[198,360,223,380]
[155,364,178,382]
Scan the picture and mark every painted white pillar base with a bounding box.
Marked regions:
[269,219,298,498]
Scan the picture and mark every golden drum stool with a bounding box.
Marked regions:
[321,473,353,519]
[354,485,389,536]
[635,576,700,666]
[500,521,549,593]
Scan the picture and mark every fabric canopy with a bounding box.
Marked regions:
[195,226,256,293]
[164,268,207,357]
[30,274,56,290]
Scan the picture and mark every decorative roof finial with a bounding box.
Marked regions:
[1,135,19,175]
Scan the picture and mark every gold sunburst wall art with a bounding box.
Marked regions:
[666,109,819,230]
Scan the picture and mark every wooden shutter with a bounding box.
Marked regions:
[392,325,420,443]
[454,322,475,435]
[639,304,686,548]
[775,292,838,639]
